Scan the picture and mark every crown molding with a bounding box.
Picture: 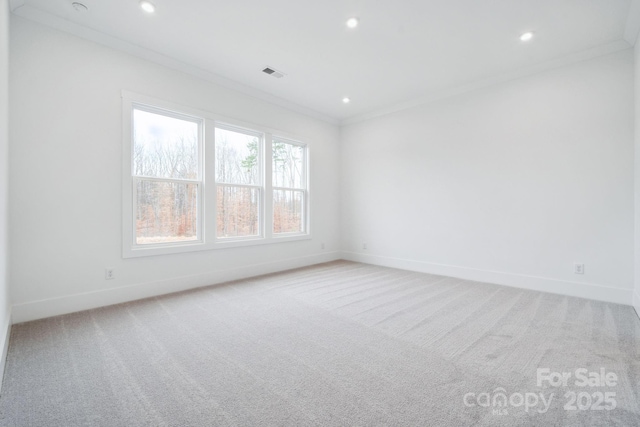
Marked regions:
[341,39,632,126]
[11,3,636,128]
[11,5,340,126]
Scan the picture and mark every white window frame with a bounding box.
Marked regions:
[122,91,311,258]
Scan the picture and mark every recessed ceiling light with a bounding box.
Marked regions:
[140,1,156,13]
[346,18,359,29]
[342,97,351,104]
[520,32,534,42]
[71,2,88,12]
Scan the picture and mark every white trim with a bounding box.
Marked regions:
[11,252,341,324]
[341,41,632,126]
[123,95,205,258]
[633,289,640,321]
[264,134,274,240]
[624,0,640,45]
[0,308,11,393]
[340,252,633,306]
[10,6,338,126]
[125,231,312,257]
[132,176,201,184]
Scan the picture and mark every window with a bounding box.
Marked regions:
[272,139,307,234]
[215,126,263,239]
[122,92,309,257]
[132,106,203,246]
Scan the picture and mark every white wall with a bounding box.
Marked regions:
[634,34,640,318]
[341,50,635,305]
[0,0,10,379]
[0,0,11,381]
[9,17,341,323]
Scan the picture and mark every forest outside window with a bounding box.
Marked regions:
[132,106,203,247]
[122,92,310,258]
[273,138,307,235]
[215,125,263,240]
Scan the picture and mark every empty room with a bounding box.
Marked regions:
[0,0,640,425]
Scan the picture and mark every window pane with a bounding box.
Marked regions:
[273,189,304,234]
[273,141,304,189]
[136,180,198,244]
[133,109,199,179]
[215,127,261,185]
[217,186,260,238]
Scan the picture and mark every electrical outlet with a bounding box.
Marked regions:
[362,243,367,250]
[321,242,325,250]
[105,268,115,280]
[574,263,584,275]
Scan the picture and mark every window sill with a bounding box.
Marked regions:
[123,233,312,258]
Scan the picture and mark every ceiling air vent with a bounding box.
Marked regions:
[262,67,285,79]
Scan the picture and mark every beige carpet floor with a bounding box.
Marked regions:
[0,260,639,426]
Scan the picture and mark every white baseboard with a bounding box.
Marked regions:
[633,289,640,321]
[11,250,634,324]
[0,308,12,393]
[12,251,341,324]
[341,252,633,306]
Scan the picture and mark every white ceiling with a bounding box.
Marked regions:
[10,0,640,124]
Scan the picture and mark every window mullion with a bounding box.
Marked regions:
[304,144,309,234]
[272,186,304,191]
[214,182,262,190]
[264,133,274,240]
[135,176,200,184]
[131,178,138,248]
[204,118,216,243]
